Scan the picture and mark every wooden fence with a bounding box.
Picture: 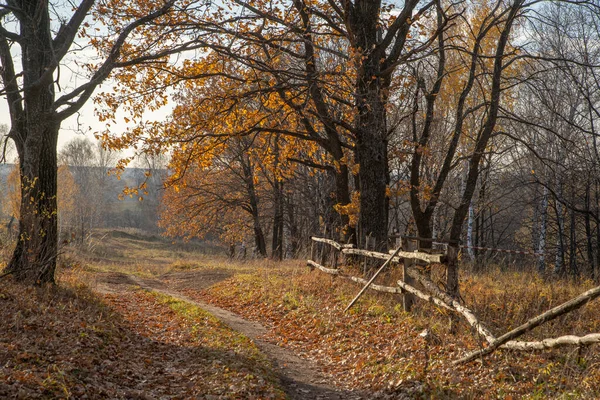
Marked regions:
[308,236,446,312]
[307,236,600,364]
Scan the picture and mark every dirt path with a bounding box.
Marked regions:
[94,271,366,400]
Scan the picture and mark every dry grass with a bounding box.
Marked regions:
[461,266,599,339]
[0,230,286,399]
[3,229,599,398]
[196,258,600,398]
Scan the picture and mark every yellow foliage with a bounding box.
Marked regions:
[334,191,360,226]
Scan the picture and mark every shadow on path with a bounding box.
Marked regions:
[125,273,367,400]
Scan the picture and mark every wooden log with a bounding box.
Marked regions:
[341,248,444,264]
[398,269,600,351]
[344,275,403,294]
[396,280,453,311]
[392,249,446,264]
[455,285,600,364]
[312,246,495,343]
[501,333,600,350]
[345,244,405,312]
[403,269,497,343]
[310,237,354,251]
[399,266,600,354]
[306,260,402,294]
[307,260,339,275]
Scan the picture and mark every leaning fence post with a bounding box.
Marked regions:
[402,238,416,312]
[345,244,405,313]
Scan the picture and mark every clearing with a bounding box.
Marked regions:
[2,229,599,398]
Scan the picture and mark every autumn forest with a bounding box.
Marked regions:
[2,0,600,398]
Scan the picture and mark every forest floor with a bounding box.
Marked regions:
[1,229,600,399]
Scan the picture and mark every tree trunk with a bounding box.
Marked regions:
[271,180,284,261]
[585,184,594,278]
[242,156,267,257]
[285,193,300,257]
[447,1,521,296]
[0,0,175,285]
[596,182,600,279]
[554,197,565,275]
[334,164,356,245]
[446,245,460,298]
[4,3,59,284]
[351,4,390,253]
[355,105,389,251]
[467,203,475,261]
[537,185,549,273]
[569,202,578,277]
[7,125,59,284]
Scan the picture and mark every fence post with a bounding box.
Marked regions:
[363,234,375,276]
[402,238,416,312]
[333,246,339,269]
[320,241,328,265]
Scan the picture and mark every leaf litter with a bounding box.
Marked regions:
[0,276,284,399]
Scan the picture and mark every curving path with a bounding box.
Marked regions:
[95,271,367,400]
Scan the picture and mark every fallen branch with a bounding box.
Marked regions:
[344,275,403,294]
[396,280,454,311]
[399,271,497,343]
[405,270,600,354]
[502,333,600,350]
[455,285,600,364]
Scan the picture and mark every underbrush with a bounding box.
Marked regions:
[0,227,14,268]
[462,266,599,339]
[197,261,600,398]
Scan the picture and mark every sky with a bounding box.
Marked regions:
[0,77,174,164]
[0,5,174,164]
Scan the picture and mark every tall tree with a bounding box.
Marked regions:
[98,0,448,251]
[403,0,526,295]
[0,0,192,283]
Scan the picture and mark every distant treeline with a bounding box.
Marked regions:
[0,163,165,240]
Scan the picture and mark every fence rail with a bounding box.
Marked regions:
[306,236,600,364]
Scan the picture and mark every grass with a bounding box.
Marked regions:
[2,228,599,397]
[61,228,268,279]
[195,259,600,398]
[0,229,286,399]
[149,292,268,362]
